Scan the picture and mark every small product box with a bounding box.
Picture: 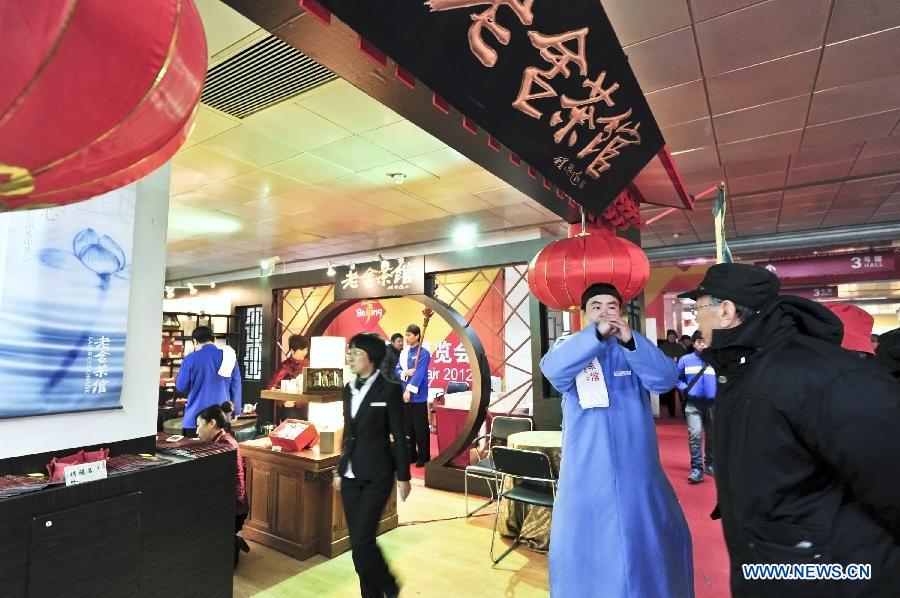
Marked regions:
[269,419,319,452]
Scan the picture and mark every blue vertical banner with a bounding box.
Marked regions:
[713,183,733,264]
[0,185,135,418]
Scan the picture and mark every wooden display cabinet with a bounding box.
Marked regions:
[240,437,398,560]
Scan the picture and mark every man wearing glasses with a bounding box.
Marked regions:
[679,262,900,596]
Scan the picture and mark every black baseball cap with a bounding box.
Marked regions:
[677,263,780,310]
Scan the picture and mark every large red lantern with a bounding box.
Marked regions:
[0,0,207,211]
[528,221,650,311]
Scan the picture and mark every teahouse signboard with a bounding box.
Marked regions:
[334,256,426,300]
[311,0,664,217]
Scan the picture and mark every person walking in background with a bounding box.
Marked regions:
[381,332,403,381]
[335,333,411,598]
[875,327,900,381]
[680,263,900,596]
[680,334,695,354]
[176,326,241,438]
[676,331,716,484]
[659,329,686,417]
[540,282,693,598]
[396,324,431,467]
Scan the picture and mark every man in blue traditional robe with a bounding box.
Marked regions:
[540,283,694,598]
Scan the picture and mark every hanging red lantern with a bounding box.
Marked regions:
[0,0,207,211]
[527,221,650,311]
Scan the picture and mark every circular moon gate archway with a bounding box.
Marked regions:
[306,294,491,493]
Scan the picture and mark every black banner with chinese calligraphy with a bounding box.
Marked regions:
[312,0,664,216]
[334,256,426,300]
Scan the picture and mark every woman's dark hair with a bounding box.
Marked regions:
[197,401,234,433]
[390,332,403,342]
[192,325,215,343]
[406,324,421,338]
[288,334,309,352]
[349,332,386,366]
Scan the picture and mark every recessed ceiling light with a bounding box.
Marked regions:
[388,173,407,185]
[672,232,681,239]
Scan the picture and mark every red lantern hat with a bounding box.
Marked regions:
[527,221,650,311]
[0,0,207,210]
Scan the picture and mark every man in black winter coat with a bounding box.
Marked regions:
[679,263,900,598]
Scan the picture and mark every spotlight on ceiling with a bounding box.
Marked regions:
[453,223,478,248]
[260,256,280,277]
[326,261,336,277]
[378,253,390,269]
[210,282,216,289]
[388,172,407,185]
[187,283,198,296]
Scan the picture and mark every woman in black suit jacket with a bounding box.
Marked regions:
[334,332,411,598]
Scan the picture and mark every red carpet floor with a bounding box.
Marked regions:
[416,418,731,596]
[656,415,731,598]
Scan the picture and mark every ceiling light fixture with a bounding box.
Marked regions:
[672,232,681,239]
[388,172,407,185]
[378,253,390,269]
[326,261,336,277]
[260,256,281,277]
[453,223,478,248]
[163,282,217,299]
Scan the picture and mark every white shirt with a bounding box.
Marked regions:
[344,370,379,479]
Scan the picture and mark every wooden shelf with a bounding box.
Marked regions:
[260,390,343,404]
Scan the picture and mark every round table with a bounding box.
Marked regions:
[497,430,562,552]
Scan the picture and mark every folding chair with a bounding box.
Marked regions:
[464,416,533,517]
[489,446,556,565]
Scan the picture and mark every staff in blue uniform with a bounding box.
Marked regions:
[540,283,693,598]
[395,324,431,467]
[176,326,242,437]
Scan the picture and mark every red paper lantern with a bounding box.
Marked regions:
[527,222,650,311]
[0,0,207,211]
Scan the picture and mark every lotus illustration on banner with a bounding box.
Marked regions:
[0,186,135,418]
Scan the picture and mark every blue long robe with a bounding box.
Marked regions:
[540,327,693,598]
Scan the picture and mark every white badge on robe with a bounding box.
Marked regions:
[575,357,610,409]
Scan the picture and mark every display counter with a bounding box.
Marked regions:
[240,437,398,560]
[0,449,235,597]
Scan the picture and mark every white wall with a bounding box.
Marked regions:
[0,165,170,459]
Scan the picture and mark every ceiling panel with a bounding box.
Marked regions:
[808,74,900,125]
[694,0,830,75]
[816,25,900,89]
[243,102,353,151]
[623,27,702,92]
[201,125,301,167]
[800,110,900,149]
[360,120,447,158]
[689,0,766,23]
[266,153,354,184]
[705,49,819,115]
[713,95,810,144]
[670,145,721,173]
[826,0,900,44]
[601,0,691,45]
[645,80,709,127]
[661,118,715,151]
[296,80,404,134]
[308,137,401,172]
[717,129,803,163]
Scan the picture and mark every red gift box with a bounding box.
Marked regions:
[269,419,319,452]
[46,448,109,482]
